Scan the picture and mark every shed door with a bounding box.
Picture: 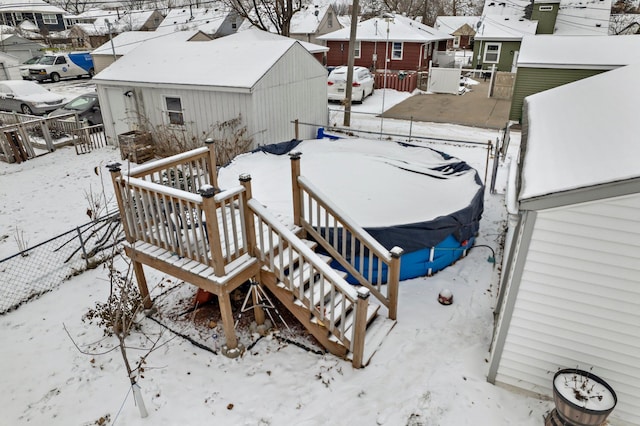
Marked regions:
[106,87,137,137]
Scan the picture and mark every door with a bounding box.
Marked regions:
[105,86,138,138]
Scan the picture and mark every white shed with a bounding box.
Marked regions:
[489,63,640,426]
[0,52,21,80]
[93,31,328,158]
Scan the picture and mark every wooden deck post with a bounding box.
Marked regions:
[107,162,135,243]
[218,290,240,353]
[387,246,404,321]
[239,174,265,326]
[204,138,219,189]
[199,186,226,276]
[294,119,299,140]
[351,287,370,368]
[290,152,302,228]
[132,255,153,310]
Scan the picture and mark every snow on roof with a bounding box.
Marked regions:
[520,63,640,200]
[73,22,110,36]
[93,34,305,90]
[290,3,332,34]
[554,0,612,35]
[518,35,640,69]
[155,7,231,34]
[434,16,481,33]
[474,15,538,40]
[0,0,66,14]
[116,10,157,31]
[317,14,453,42]
[92,30,207,56]
[234,27,328,53]
[482,0,530,17]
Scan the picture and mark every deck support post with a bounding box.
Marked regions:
[204,138,219,189]
[132,256,152,310]
[219,290,241,356]
[387,246,404,320]
[351,287,370,368]
[289,152,302,229]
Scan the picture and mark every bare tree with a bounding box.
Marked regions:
[222,0,304,36]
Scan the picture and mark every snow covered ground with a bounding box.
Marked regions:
[0,81,554,425]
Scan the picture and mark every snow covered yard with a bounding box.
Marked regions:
[0,86,554,425]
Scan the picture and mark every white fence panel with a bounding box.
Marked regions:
[427,67,462,95]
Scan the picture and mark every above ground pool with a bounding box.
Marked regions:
[217,138,484,281]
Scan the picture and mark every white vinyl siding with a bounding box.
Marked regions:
[493,193,640,426]
[484,42,501,63]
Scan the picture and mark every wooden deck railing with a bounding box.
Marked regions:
[73,123,106,154]
[290,153,403,319]
[248,198,369,363]
[111,166,246,277]
[124,140,218,191]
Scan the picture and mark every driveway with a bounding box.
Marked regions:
[382,80,512,130]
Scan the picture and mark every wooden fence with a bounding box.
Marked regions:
[373,71,418,92]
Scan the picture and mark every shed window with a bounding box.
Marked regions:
[42,14,58,25]
[538,5,553,11]
[392,42,403,59]
[483,42,501,63]
[165,96,184,126]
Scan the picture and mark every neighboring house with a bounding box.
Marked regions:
[156,7,241,38]
[509,35,640,121]
[473,0,613,71]
[488,63,640,426]
[93,31,327,150]
[317,14,452,71]
[91,30,211,73]
[68,10,165,49]
[0,0,67,32]
[0,33,46,62]
[235,28,329,63]
[472,16,537,71]
[434,16,478,49]
[289,3,342,45]
[0,52,21,80]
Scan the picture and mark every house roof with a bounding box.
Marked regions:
[434,15,481,34]
[520,63,640,201]
[474,15,538,40]
[317,14,453,43]
[554,0,612,35]
[234,28,328,53]
[93,33,313,90]
[155,7,232,34]
[517,35,640,69]
[0,0,66,14]
[482,0,530,17]
[91,30,209,56]
[290,2,336,34]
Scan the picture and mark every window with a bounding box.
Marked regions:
[453,36,460,48]
[55,56,66,65]
[539,5,553,11]
[392,42,403,60]
[354,41,361,58]
[483,42,501,63]
[42,14,58,25]
[14,12,23,22]
[328,12,333,28]
[165,96,184,126]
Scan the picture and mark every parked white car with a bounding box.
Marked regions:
[0,80,66,115]
[327,66,375,103]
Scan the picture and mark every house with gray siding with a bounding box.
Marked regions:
[93,31,327,154]
[489,63,640,426]
[509,34,640,122]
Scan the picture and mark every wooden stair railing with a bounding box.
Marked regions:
[289,152,403,320]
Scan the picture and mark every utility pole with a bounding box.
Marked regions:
[343,0,359,127]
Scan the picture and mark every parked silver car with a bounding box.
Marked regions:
[49,93,102,125]
[0,80,66,115]
[327,66,375,103]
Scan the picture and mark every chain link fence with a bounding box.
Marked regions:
[0,212,124,314]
